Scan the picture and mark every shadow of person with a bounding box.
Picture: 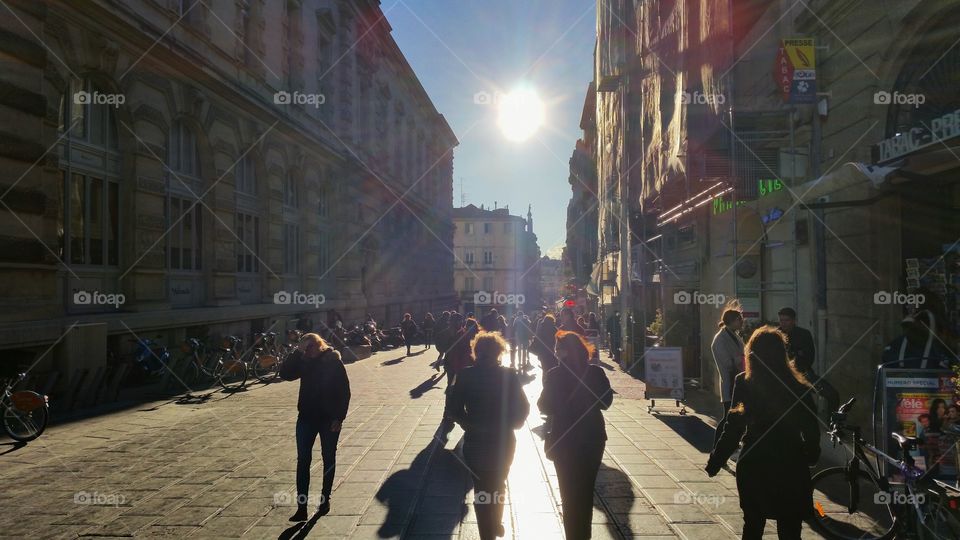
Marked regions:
[595,462,636,538]
[380,357,405,366]
[653,413,716,454]
[409,373,443,399]
[374,441,469,538]
[0,441,27,456]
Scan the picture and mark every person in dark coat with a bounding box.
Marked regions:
[706,326,820,540]
[777,307,839,414]
[539,331,613,539]
[279,333,351,521]
[558,307,587,335]
[605,311,621,362]
[447,331,530,540]
[432,311,451,370]
[422,312,436,350]
[532,314,559,372]
[400,313,419,356]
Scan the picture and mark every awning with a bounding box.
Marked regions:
[758,161,902,209]
[585,261,603,296]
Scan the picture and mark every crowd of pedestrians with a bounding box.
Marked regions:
[283,302,837,539]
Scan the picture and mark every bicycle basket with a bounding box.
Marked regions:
[222,359,245,374]
[10,391,47,412]
[258,355,278,367]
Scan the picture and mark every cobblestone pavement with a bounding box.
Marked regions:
[0,348,828,539]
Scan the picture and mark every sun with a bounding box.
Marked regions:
[497,87,545,142]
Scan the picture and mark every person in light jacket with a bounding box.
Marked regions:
[280,333,351,521]
[710,308,744,445]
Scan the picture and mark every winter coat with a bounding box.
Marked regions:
[707,373,820,520]
[710,327,744,402]
[280,348,351,422]
[781,326,816,372]
[538,365,612,457]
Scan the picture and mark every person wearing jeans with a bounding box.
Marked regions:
[280,333,351,522]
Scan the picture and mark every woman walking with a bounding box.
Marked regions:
[532,314,559,372]
[422,312,435,350]
[710,308,745,445]
[539,331,613,539]
[706,326,820,539]
[447,331,529,540]
[279,333,351,521]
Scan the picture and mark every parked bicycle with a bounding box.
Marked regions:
[810,397,960,539]
[1,373,49,442]
[250,331,282,383]
[179,338,246,391]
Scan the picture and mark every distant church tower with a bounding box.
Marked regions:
[527,205,533,233]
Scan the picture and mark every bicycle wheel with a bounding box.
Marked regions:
[3,394,49,442]
[214,353,248,391]
[810,466,897,540]
[919,495,960,540]
[251,352,279,383]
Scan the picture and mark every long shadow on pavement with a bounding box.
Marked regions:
[597,461,636,538]
[652,412,717,454]
[375,437,469,538]
[409,373,444,399]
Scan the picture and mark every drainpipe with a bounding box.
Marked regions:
[811,105,827,374]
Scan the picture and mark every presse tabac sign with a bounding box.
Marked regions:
[774,38,817,104]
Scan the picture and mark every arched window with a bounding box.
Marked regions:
[57,77,121,266]
[167,120,202,271]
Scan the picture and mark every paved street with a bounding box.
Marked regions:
[0,348,827,539]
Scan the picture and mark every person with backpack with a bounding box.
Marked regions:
[711,308,745,446]
[279,333,351,521]
[400,313,419,356]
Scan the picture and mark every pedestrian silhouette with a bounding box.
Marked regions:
[539,331,613,539]
[446,331,529,540]
[279,333,351,522]
[706,326,820,540]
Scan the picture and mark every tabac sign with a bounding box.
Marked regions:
[872,108,960,163]
[774,38,816,104]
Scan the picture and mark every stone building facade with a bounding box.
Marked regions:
[452,204,540,316]
[0,0,457,381]
[589,0,960,414]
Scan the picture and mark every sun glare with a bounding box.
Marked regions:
[497,87,545,142]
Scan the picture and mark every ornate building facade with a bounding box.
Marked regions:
[0,0,457,379]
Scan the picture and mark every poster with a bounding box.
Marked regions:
[882,369,957,480]
[643,347,684,400]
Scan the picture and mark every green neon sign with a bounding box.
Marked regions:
[712,179,785,215]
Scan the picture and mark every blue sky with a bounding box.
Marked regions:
[385,1,596,259]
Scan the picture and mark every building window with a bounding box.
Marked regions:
[283,223,299,273]
[64,173,120,266]
[284,172,299,207]
[58,78,120,267]
[168,196,202,271]
[464,276,475,291]
[483,277,494,291]
[169,121,200,177]
[236,153,256,195]
[484,223,491,234]
[464,251,474,265]
[318,182,330,218]
[503,222,512,233]
[465,222,474,235]
[483,251,493,264]
[236,212,259,273]
[318,229,331,276]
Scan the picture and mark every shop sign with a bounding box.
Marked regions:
[774,38,817,104]
[872,108,960,163]
[712,179,785,215]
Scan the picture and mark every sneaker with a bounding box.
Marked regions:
[289,505,308,522]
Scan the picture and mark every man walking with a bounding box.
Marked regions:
[778,307,840,414]
[606,311,621,363]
